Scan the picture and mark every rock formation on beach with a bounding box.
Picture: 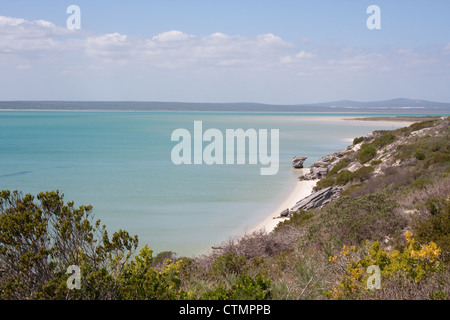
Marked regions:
[292,156,307,168]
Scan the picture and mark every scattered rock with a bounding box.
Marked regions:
[311,160,328,168]
[279,208,290,217]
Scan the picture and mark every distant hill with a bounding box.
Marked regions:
[0,98,449,113]
[309,98,450,110]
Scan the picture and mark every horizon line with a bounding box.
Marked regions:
[1,98,450,105]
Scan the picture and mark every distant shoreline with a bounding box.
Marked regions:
[1,109,449,118]
[1,99,450,113]
[346,116,443,122]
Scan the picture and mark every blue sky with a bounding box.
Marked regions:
[0,0,449,103]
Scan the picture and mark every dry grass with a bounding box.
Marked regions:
[216,227,302,259]
[399,176,450,215]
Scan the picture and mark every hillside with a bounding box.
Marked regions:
[180,116,450,300]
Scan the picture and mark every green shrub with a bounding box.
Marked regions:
[351,166,374,182]
[307,193,406,245]
[370,159,382,166]
[415,151,426,160]
[0,190,139,300]
[429,290,448,300]
[315,177,335,190]
[335,170,352,185]
[372,132,397,148]
[353,136,365,145]
[119,245,189,300]
[328,160,349,176]
[213,252,247,276]
[201,274,272,300]
[357,145,377,164]
[152,251,178,267]
[412,178,433,190]
[424,152,450,168]
[280,210,313,228]
[408,120,437,133]
[414,199,450,258]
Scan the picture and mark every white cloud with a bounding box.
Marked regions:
[152,30,193,42]
[0,16,72,57]
[83,30,295,70]
[256,33,293,49]
[85,32,130,60]
[296,50,315,59]
[280,50,316,65]
[0,16,25,27]
[1,14,449,90]
[209,32,230,40]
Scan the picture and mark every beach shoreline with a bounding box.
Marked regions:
[247,116,424,236]
[249,168,319,234]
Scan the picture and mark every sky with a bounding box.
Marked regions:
[0,0,449,104]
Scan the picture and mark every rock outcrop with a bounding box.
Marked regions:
[299,149,350,180]
[290,186,342,213]
[292,156,307,168]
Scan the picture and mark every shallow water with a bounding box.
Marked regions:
[0,110,441,256]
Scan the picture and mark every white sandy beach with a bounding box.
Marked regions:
[341,117,418,129]
[250,168,318,233]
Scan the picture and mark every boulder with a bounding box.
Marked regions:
[292,156,308,168]
[280,208,290,217]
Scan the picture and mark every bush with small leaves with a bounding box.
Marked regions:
[0,190,138,300]
[357,145,377,164]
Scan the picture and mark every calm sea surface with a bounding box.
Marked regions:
[0,111,445,256]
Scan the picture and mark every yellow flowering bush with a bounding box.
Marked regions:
[328,231,444,299]
[406,230,441,263]
[119,245,193,299]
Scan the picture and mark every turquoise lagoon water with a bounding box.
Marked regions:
[0,111,446,256]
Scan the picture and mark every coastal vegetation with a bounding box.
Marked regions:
[1,117,449,300]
